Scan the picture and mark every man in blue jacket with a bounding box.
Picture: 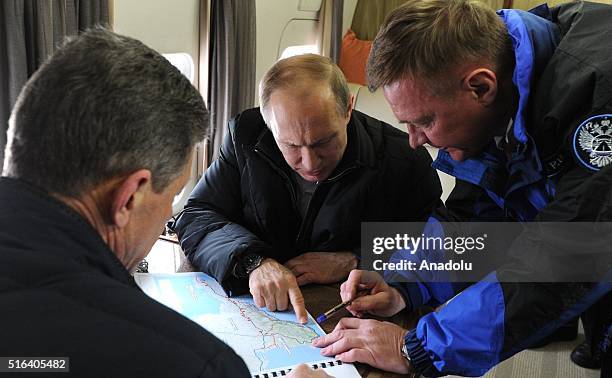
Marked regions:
[314,1,612,376]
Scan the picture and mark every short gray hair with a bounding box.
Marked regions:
[259,54,351,123]
[3,28,207,197]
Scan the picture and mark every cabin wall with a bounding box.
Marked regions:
[112,0,200,82]
[342,0,358,35]
[254,0,323,106]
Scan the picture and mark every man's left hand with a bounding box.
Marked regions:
[284,251,358,286]
[312,318,412,374]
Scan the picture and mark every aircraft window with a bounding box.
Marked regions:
[279,44,319,60]
[162,53,199,215]
[162,53,195,83]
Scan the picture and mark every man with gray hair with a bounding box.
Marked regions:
[0,28,272,377]
[173,53,442,323]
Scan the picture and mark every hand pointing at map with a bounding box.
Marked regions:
[249,258,308,324]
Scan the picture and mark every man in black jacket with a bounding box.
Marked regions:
[174,54,442,323]
[0,28,327,378]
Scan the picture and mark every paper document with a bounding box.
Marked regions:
[135,272,360,377]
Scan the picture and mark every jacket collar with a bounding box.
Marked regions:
[433,8,560,194]
[0,177,136,286]
[498,6,561,144]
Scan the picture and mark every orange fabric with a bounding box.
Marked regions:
[338,29,372,86]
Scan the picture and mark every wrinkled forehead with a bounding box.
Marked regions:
[272,79,335,103]
[268,87,344,141]
[270,82,338,117]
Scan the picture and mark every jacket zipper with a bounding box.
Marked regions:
[253,147,300,216]
[295,165,358,246]
[254,147,359,247]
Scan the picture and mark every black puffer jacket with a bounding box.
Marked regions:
[174,108,442,296]
[0,178,250,378]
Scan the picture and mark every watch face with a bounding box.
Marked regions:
[243,254,263,274]
[401,343,410,361]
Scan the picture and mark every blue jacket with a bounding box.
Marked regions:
[397,2,612,376]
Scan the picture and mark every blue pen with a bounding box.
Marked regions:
[316,290,368,323]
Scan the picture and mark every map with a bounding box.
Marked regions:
[134,272,329,373]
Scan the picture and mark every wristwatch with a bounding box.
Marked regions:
[401,340,411,360]
[400,339,415,373]
[234,253,264,278]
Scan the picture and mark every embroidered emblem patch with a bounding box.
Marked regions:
[573,114,612,171]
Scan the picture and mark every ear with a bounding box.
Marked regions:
[110,169,152,229]
[345,93,355,123]
[462,68,498,107]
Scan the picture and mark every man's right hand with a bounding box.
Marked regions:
[249,258,308,324]
[341,269,406,318]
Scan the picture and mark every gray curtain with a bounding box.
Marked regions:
[207,0,256,163]
[0,0,109,170]
[330,0,344,64]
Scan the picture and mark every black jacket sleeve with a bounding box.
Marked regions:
[435,178,507,222]
[174,125,272,296]
[376,127,443,223]
[495,163,612,353]
[407,146,445,221]
[200,348,251,377]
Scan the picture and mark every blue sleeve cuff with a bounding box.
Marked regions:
[405,329,440,377]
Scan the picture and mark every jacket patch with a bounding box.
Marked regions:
[573,114,612,171]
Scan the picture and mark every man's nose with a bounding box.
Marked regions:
[301,147,319,171]
[407,124,428,149]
